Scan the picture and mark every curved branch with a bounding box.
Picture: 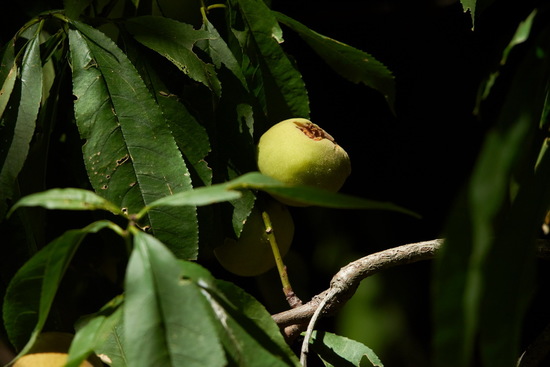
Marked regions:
[273,238,550,333]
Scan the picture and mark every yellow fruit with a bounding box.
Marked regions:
[14,352,94,367]
[13,332,102,367]
[257,118,351,205]
[214,199,294,276]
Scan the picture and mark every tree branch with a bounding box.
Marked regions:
[273,238,550,337]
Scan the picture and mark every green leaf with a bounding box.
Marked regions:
[68,21,198,259]
[197,19,249,91]
[228,172,419,215]
[143,171,417,217]
[230,0,310,119]
[7,187,123,216]
[275,11,395,111]
[131,53,212,186]
[66,296,123,367]
[94,323,127,367]
[0,40,17,118]
[141,183,243,215]
[0,24,43,216]
[125,16,221,97]
[208,279,301,366]
[124,230,226,367]
[64,0,92,18]
[476,9,538,110]
[2,220,114,353]
[433,25,550,367]
[310,330,384,367]
[460,0,476,27]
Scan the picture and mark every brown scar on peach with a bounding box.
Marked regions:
[293,120,335,143]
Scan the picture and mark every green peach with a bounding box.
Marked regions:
[257,118,351,205]
[214,199,294,277]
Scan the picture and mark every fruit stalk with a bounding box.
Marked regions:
[261,209,300,306]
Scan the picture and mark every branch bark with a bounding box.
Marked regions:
[273,238,550,339]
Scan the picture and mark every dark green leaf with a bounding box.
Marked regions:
[69,21,198,259]
[66,296,123,367]
[125,16,221,97]
[208,279,301,366]
[2,221,114,353]
[275,11,395,111]
[476,9,537,110]
[433,25,550,367]
[230,0,310,119]
[0,39,16,117]
[124,230,226,367]
[7,188,123,216]
[310,330,384,367]
[0,25,43,216]
[134,56,213,186]
[64,0,92,19]
[197,19,249,91]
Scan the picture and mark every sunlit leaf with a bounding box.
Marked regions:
[228,172,419,215]
[2,221,114,353]
[69,21,198,259]
[143,171,418,217]
[310,330,383,367]
[124,230,226,367]
[7,187,123,216]
[275,11,395,111]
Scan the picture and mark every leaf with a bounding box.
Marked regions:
[2,220,114,353]
[460,0,476,27]
[142,171,418,217]
[0,24,43,216]
[125,16,221,97]
[64,0,92,19]
[129,50,212,186]
[230,0,310,119]
[66,296,123,367]
[275,11,395,111]
[68,21,198,259]
[208,278,301,366]
[7,187,123,216]
[460,0,497,29]
[228,172,419,215]
[124,230,226,367]
[0,39,17,118]
[310,330,384,367]
[94,323,127,367]
[141,183,243,214]
[197,19,249,91]
[433,25,550,367]
[475,9,538,110]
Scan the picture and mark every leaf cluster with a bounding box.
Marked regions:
[0,0,397,365]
